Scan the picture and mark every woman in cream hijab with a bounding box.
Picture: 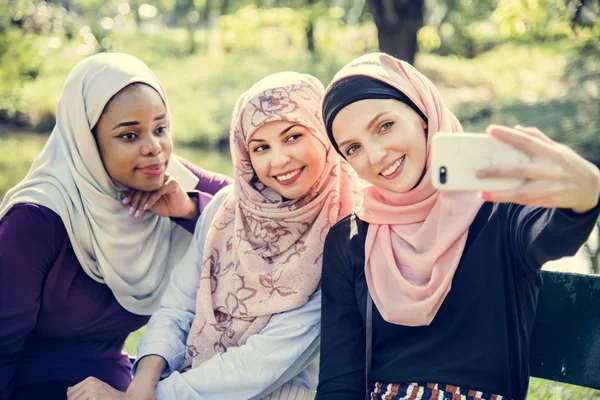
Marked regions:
[0,53,230,399]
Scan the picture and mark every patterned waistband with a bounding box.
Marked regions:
[370,382,505,400]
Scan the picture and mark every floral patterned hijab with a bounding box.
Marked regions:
[183,72,361,369]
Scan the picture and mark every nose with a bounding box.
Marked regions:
[270,147,291,169]
[141,134,162,156]
[365,141,387,166]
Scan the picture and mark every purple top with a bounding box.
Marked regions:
[0,161,231,400]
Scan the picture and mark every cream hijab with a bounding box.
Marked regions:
[0,53,199,315]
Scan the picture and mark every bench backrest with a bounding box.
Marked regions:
[529,270,600,389]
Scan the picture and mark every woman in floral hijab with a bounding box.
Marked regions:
[69,71,361,400]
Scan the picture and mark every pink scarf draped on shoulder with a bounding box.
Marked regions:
[184,72,361,369]
[326,53,483,326]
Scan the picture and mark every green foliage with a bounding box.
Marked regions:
[528,378,600,398]
[217,5,307,52]
[216,4,376,54]
[0,28,44,115]
[0,132,47,199]
[491,0,571,39]
[421,0,599,58]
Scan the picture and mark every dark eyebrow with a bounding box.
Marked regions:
[366,111,389,131]
[337,112,390,149]
[112,121,139,130]
[111,114,167,131]
[248,123,300,143]
[280,124,299,136]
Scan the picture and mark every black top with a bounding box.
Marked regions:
[316,201,600,400]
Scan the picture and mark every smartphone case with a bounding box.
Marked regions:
[431,132,532,192]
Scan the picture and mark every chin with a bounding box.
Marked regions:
[131,178,163,192]
[277,185,311,201]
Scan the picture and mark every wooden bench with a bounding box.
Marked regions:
[530,270,600,389]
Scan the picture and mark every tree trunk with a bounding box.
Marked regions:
[187,24,197,54]
[306,0,316,52]
[366,0,424,65]
[220,0,230,16]
[202,0,212,24]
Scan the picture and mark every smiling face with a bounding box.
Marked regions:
[248,120,327,200]
[331,98,428,193]
[93,83,172,191]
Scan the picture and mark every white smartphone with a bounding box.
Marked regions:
[431,132,532,191]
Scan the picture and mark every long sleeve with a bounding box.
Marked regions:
[316,229,365,400]
[178,156,232,198]
[134,187,320,399]
[0,204,61,400]
[506,199,600,274]
[133,189,228,378]
[154,291,320,400]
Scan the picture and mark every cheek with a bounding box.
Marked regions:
[99,142,136,177]
[161,136,173,154]
[347,155,370,178]
[303,143,327,177]
[249,154,269,181]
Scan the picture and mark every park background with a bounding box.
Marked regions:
[1,0,599,397]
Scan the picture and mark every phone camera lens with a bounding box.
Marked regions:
[439,166,447,184]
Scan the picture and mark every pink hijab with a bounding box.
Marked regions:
[326,53,483,326]
[184,72,361,369]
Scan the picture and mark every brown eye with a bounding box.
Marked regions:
[285,133,302,143]
[253,144,269,153]
[119,132,138,141]
[156,125,168,136]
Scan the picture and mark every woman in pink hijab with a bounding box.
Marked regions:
[68,71,360,400]
[316,53,600,400]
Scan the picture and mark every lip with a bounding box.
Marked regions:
[273,166,304,186]
[137,162,166,177]
[379,156,405,180]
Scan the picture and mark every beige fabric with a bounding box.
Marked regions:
[184,72,361,369]
[0,53,198,315]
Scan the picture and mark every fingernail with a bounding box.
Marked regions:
[476,170,487,178]
[122,197,128,205]
[129,207,134,216]
[135,210,141,218]
[480,191,492,201]
[143,203,148,210]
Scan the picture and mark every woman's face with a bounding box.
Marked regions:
[248,120,327,200]
[94,83,172,192]
[332,98,428,193]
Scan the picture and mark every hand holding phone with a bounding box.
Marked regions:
[431,125,600,214]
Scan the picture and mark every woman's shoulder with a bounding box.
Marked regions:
[327,212,369,246]
[2,203,65,233]
[1,203,67,262]
[193,185,234,234]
